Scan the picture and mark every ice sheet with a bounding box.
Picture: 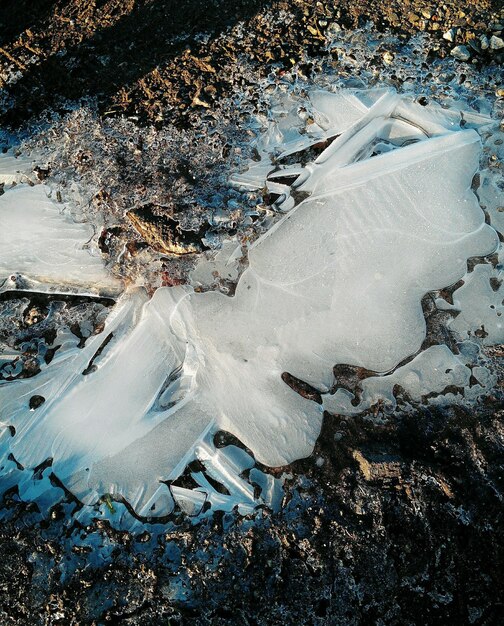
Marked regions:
[0,88,499,516]
[0,184,121,295]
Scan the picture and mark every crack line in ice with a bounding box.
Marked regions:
[0,87,501,520]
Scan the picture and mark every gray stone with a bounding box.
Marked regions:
[490,35,504,50]
[451,45,471,61]
[443,28,456,42]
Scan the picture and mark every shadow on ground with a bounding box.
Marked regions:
[0,0,268,128]
[0,0,58,45]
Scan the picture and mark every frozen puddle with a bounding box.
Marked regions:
[0,88,501,521]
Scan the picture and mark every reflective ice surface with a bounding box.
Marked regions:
[0,88,501,519]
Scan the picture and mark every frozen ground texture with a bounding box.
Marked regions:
[0,88,501,520]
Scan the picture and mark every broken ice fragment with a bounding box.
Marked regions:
[0,184,121,295]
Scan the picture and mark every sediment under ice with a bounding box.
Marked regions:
[0,89,500,517]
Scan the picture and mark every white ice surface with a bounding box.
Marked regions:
[0,152,34,185]
[0,184,121,295]
[322,345,472,415]
[189,239,241,289]
[0,89,500,515]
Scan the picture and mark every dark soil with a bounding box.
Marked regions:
[0,0,502,128]
[1,392,503,625]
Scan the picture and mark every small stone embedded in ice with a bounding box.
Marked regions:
[0,88,500,515]
[382,51,394,65]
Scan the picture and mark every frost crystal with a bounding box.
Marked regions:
[0,89,500,519]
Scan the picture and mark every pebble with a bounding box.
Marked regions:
[443,28,456,42]
[490,35,504,50]
[480,35,489,50]
[451,45,471,61]
[382,51,394,64]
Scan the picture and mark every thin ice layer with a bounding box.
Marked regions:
[322,345,472,415]
[0,89,499,513]
[441,259,504,345]
[0,184,120,294]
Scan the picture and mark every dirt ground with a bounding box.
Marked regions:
[0,0,502,128]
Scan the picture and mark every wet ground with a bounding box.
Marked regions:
[0,1,504,625]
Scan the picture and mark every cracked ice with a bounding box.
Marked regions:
[0,88,500,517]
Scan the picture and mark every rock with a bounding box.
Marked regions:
[443,28,457,42]
[468,39,481,54]
[480,34,489,50]
[451,45,471,61]
[490,35,504,50]
[382,51,394,64]
[127,204,207,256]
[326,22,341,36]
